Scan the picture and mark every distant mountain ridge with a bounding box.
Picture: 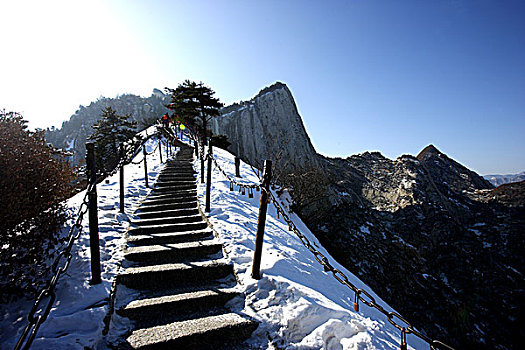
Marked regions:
[484,171,525,186]
[45,90,169,165]
[215,82,524,350]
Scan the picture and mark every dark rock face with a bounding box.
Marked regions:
[317,151,524,350]
[216,83,524,350]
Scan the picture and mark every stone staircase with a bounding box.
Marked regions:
[110,145,257,349]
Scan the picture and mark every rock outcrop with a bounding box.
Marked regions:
[213,82,320,172]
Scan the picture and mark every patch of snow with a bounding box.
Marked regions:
[470,229,482,237]
[360,225,370,234]
[65,138,75,151]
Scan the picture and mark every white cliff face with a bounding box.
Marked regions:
[213,83,320,171]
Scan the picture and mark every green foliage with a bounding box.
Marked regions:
[88,106,138,175]
[165,80,223,145]
[0,110,76,301]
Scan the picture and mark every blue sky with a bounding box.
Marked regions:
[1,0,523,174]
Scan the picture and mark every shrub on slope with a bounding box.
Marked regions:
[0,110,75,301]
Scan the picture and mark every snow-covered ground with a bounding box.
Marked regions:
[1,127,428,349]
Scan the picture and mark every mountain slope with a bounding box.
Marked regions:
[214,82,524,350]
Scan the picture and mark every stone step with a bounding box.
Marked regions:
[131,214,203,227]
[136,207,199,219]
[127,229,214,246]
[117,260,233,289]
[161,170,194,174]
[142,193,196,205]
[162,166,195,171]
[152,184,196,192]
[136,201,196,213]
[155,180,196,187]
[144,191,196,200]
[157,176,196,183]
[117,289,239,321]
[152,181,197,193]
[124,241,222,263]
[162,166,194,171]
[150,188,197,196]
[129,221,208,235]
[126,313,258,350]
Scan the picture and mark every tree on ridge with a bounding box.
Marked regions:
[165,80,224,149]
[88,106,137,174]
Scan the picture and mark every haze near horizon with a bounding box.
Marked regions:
[0,0,523,175]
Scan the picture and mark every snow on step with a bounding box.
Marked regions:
[153,180,196,187]
[126,312,258,350]
[157,175,196,181]
[126,229,214,246]
[145,188,197,198]
[131,213,203,227]
[135,201,196,212]
[117,289,239,319]
[106,145,258,349]
[151,186,197,194]
[117,260,234,289]
[124,241,222,262]
[136,207,199,219]
[144,191,197,200]
[141,196,197,207]
[155,180,196,187]
[128,221,208,234]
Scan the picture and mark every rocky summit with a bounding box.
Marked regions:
[216,82,524,350]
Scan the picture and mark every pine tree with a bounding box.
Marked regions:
[165,80,224,147]
[88,106,137,174]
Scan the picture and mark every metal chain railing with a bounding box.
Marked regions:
[264,188,455,350]
[105,133,160,172]
[14,180,96,350]
[208,153,260,190]
[207,152,455,349]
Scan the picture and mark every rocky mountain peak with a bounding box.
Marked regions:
[416,144,493,192]
[416,144,441,161]
[214,82,319,172]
